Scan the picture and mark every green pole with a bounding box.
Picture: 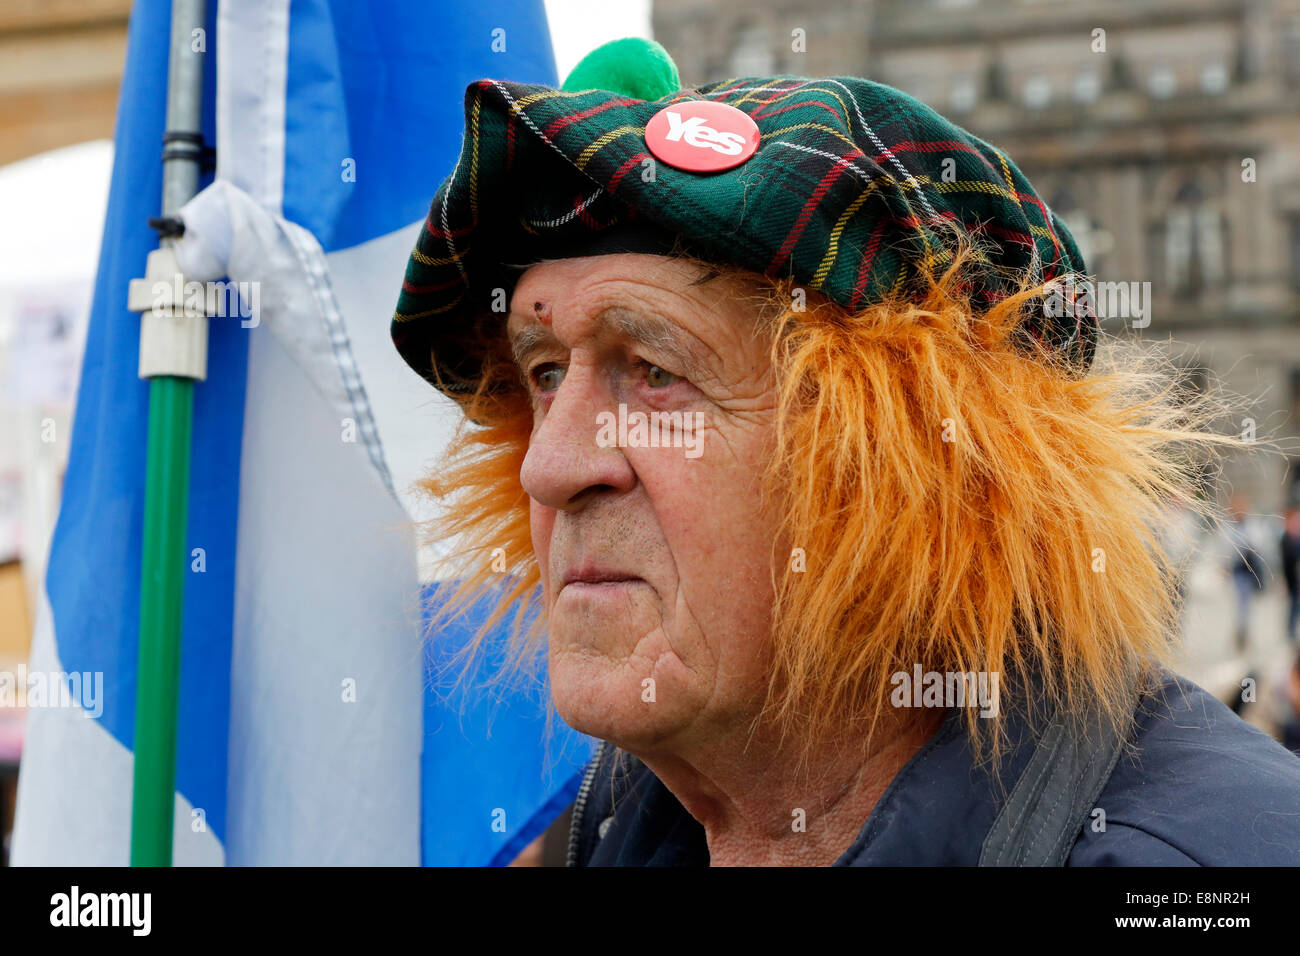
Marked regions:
[129,0,208,867]
[131,377,195,865]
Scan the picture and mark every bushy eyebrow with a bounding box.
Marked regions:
[605,308,712,379]
[507,306,713,380]
[509,322,556,370]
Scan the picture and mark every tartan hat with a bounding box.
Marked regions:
[392,39,1096,394]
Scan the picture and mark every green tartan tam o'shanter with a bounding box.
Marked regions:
[392,38,1096,394]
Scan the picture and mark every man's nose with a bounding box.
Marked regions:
[519,367,636,511]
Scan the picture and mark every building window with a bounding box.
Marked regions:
[1283,16,1300,86]
[984,58,1008,101]
[1147,64,1176,98]
[1290,368,1300,428]
[1288,214,1300,291]
[1288,371,1300,503]
[1022,75,1051,109]
[1049,185,1111,277]
[1072,69,1101,103]
[1061,209,1112,278]
[1164,181,1226,296]
[1109,53,1135,92]
[1146,219,1166,289]
[729,23,774,78]
[1176,364,1216,497]
[1200,60,1228,95]
[950,75,977,113]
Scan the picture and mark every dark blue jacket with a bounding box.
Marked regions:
[568,672,1300,865]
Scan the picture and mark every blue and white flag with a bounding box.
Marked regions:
[13,0,595,866]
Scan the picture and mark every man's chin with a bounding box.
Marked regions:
[548,652,686,751]
[548,583,653,656]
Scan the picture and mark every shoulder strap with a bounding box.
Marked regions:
[979,677,1138,867]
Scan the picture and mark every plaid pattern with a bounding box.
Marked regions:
[393,75,1096,392]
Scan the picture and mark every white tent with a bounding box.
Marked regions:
[0,140,113,287]
[0,140,113,615]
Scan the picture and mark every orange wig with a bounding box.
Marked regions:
[419,233,1250,767]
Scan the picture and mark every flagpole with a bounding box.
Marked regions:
[128,0,209,867]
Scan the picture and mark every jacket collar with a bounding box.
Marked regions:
[582,688,1048,866]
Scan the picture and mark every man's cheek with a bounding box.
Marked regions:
[640,456,732,542]
[530,502,556,595]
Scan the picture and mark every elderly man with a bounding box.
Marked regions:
[392,39,1300,866]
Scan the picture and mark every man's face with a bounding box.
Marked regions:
[508,254,780,753]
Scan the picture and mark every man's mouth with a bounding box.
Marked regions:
[560,566,644,590]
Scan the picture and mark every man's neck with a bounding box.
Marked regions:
[630,708,947,866]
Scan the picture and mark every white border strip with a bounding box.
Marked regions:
[216,0,289,214]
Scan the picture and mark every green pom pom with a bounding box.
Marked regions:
[560,37,680,100]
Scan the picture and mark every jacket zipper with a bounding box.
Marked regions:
[566,739,607,867]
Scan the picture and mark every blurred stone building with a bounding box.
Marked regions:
[655,0,1300,513]
[0,0,130,166]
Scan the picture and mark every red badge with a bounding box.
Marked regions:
[644,100,761,173]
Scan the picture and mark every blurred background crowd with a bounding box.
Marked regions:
[3,0,1300,863]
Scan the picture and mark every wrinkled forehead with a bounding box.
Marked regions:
[503,254,768,373]
[507,251,715,301]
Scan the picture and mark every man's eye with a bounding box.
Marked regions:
[534,364,565,391]
[645,364,680,388]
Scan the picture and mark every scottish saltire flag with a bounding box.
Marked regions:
[13,0,595,866]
